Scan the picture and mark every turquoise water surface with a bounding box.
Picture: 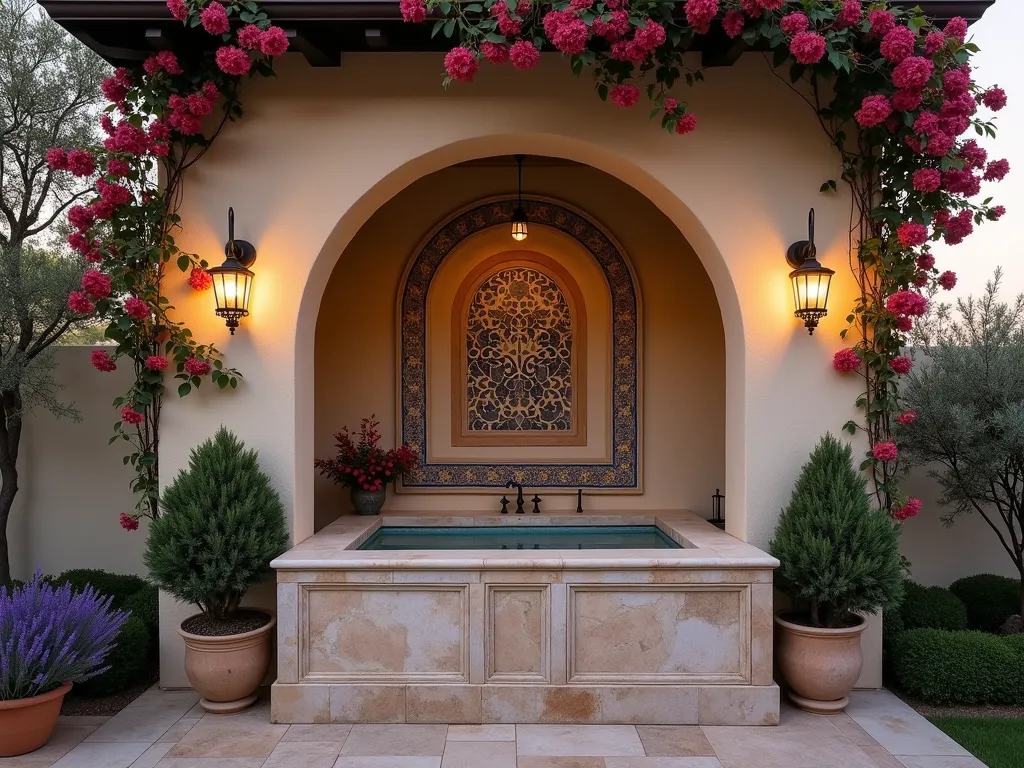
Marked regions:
[358,525,681,550]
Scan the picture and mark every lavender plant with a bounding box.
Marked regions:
[0,571,127,700]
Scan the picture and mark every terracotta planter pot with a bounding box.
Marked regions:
[775,613,867,714]
[0,682,72,757]
[178,612,275,714]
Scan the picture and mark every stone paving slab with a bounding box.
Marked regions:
[1,687,989,768]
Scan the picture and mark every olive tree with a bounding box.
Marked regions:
[898,270,1024,620]
[0,0,107,584]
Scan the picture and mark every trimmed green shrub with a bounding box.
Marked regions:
[769,434,904,628]
[145,428,289,620]
[122,584,158,635]
[949,574,1020,633]
[54,569,146,608]
[891,629,1024,705]
[900,582,968,632]
[75,616,150,697]
[882,607,905,649]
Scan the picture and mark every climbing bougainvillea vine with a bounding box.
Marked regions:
[46,1,290,526]
[402,0,1007,519]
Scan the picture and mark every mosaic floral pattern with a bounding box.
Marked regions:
[400,199,639,489]
[466,266,573,432]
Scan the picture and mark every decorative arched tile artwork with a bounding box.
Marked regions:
[398,198,640,490]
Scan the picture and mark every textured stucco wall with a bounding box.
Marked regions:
[10,347,144,581]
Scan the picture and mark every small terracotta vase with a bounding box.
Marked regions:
[178,612,275,714]
[775,613,867,714]
[351,486,387,515]
[0,682,72,757]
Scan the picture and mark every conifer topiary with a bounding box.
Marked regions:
[770,434,905,628]
[144,428,288,621]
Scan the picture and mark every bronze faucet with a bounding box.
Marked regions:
[505,480,526,514]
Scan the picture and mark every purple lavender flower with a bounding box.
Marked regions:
[0,571,127,700]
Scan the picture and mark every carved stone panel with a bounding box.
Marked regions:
[486,585,550,683]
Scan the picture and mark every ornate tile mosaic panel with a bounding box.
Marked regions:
[465,266,574,433]
[399,199,640,489]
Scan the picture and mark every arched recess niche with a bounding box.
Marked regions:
[396,197,642,493]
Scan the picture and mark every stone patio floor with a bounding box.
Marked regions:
[2,687,986,768]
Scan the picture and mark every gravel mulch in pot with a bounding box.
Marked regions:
[181,609,271,637]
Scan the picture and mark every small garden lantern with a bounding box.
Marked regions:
[787,208,833,335]
[209,207,256,335]
[510,154,528,241]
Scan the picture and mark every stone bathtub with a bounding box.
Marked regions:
[270,510,780,726]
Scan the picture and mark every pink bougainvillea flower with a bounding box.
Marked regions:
[156,50,183,74]
[722,10,745,38]
[237,23,263,49]
[943,168,981,197]
[897,410,918,425]
[912,168,941,192]
[896,315,914,332]
[789,32,826,65]
[989,205,1006,220]
[120,406,145,425]
[684,0,718,34]
[67,232,89,253]
[944,16,969,43]
[897,222,928,248]
[166,0,188,21]
[938,271,957,290]
[868,9,896,37]
[200,1,230,34]
[611,84,640,108]
[145,356,169,371]
[188,268,213,291]
[855,95,892,128]
[892,56,934,90]
[260,26,290,56]
[892,88,923,112]
[66,150,96,177]
[634,21,666,51]
[880,26,916,63]
[663,97,678,113]
[674,112,697,135]
[509,40,540,69]
[780,12,808,36]
[891,356,913,375]
[834,0,862,29]
[893,498,922,521]
[943,67,971,99]
[215,46,252,76]
[481,42,509,64]
[184,356,212,376]
[944,209,975,245]
[552,17,589,54]
[107,159,131,178]
[492,3,522,36]
[886,290,928,317]
[755,0,784,10]
[68,291,95,314]
[959,139,988,170]
[91,349,117,372]
[444,46,478,82]
[124,297,150,320]
[68,205,95,232]
[913,272,929,288]
[925,132,954,157]
[101,75,128,104]
[104,122,150,154]
[873,441,899,462]
[46,148,69,170]
[923,30,946,55]
[400,0,426,23]
[833,348,861,373]
[984,158,1010,181]
[983,87,1008,112]
[82,269,112,300]
[119,512,140,531]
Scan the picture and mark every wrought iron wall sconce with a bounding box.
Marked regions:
[209,207,255,335]
[787,208,834,335]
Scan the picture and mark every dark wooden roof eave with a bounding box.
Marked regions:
[39,0,997,69]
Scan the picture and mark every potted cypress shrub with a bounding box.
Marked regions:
[769,434,904,714]
[145,428,289,714]
[1,573,127,756]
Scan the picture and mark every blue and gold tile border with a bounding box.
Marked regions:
[398,198,640,490]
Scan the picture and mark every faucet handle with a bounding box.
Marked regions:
[500,496,509,514]
[531,495,542,513]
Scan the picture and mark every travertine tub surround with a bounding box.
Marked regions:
[271,510,779,726]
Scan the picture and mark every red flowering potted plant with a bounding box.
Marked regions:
[315,416,418,515]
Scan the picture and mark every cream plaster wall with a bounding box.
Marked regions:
[10,347,144,581]
[150,50,872,686]
[312,166,722,528]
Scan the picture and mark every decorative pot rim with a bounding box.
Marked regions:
[775,612,868,638]
[0,681,72,711]
[177,610,276,643]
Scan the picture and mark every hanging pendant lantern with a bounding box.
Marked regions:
[511,154,528,241]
